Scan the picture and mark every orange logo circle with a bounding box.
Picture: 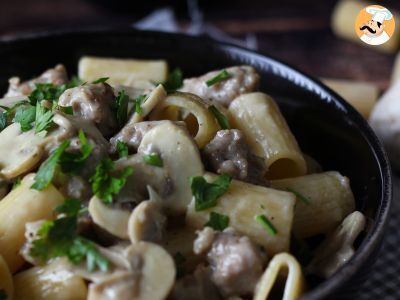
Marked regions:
[354,4,395,46]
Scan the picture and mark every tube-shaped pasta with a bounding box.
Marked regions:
[228,92,306,179]
[0,255,13,300]
[271,171,355,238]
[13,260,88,300]
[78,56,168,86]
[149,92,220,148]
[186,173,296,255]
[253,253,306,300]
[0,123,45,179]
[0,174,64,273]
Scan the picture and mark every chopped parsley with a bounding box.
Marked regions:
[55,198,86,217]
[143,153,163,167]
[59,105,73,115]
[30,213,108,272]
[92,77,109,84]
[255,214,277,236]
[189,175,232,211]
[0,111,7,132]
[208,105,230,129]
[13,105,36,131]
[35,102,54,134]
[59,130,93,174]
[89,158,133,204]
[163,68,183,92]
[286,187,311,205]
[204,212,230,231]
[67,76,85,88]
[0,289,7,300]
[132,94,148,115]
[12,177,22,190]
[31,140,70,190]
[114,90,129,127]
[206,70,232,87]
[116,140,129,158]
[28,83,66,105]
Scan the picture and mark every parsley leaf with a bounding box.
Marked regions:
[13,105,36,131]
[59,106,73,115]
[55,198,86,217]
[0,289,7,300]
[204,212,230,231]
[28,83,66,105]
[255,214,277,236]
[163,68,183,92]
[116,141,129,158]
[206,70,232,87]
[208,105,230,129]
[114,90,129,127]
[67,76,85,88]
[35,103,54,134]
[189,175,232,211]
[286,187,311,205]
[0,111,7,132]
[92,77,109,84]
[31,140,70,190]
[89,158,133,204]
[143,153,163,167]
[31,215,108,272]
[59,130,93,174]
[12,177,22,190]
[132,94,148,115]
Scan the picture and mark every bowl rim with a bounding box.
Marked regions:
[0,27,393,299]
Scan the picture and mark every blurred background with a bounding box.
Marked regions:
[0,0,400,92]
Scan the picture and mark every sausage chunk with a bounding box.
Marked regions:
[4,64,68,97]
[58,83,117,137]
[202,129,268,186]
[180,66,259,107]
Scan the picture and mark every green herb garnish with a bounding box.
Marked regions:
[116,140,129,158]
[286,187,311,205]
[114,90,129,127]
[59,106,73,115]
[89,158,133,204]
[55,198,86,217]
[59,130,93,174]
[132,94,148,115]
[208,105,230,129]
[255,214,277,236]
[163,68,183,92]
[31,140,70,190]
[35,102,54,134]
[143,153,163,167]
[12,177,22,190]
[0,111,7,132]
[205,212,230,231]
[92,77,109,84]
[28,83,66,105]
[189,175,231,211]
[206,70,232,87]
[13,105,36,131]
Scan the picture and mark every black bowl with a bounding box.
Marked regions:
[0,28,392,299]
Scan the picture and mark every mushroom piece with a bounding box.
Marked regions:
[127,186,166,244]
[0,122,45,179]
[88,242,176,300]
[137,121,204,215]
[88,196,131,240]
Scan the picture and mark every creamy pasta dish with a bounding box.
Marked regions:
[0,57,366,300]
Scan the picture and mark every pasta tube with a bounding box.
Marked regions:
[13,260,87,300]
[253,253,306,300]
[78,56,168,86]
[0,174,64,273]
[149,92,220,148]
[186,173,296,255]
[271,171,355,238]
[228,92,306,179]
[0,255,13,300]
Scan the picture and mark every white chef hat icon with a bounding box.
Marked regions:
[365,6,393,23]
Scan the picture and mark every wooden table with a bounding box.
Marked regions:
[0,0,399,90]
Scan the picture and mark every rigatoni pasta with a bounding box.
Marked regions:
[0,59,363,300]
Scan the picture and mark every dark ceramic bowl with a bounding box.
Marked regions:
[0,28,392,299]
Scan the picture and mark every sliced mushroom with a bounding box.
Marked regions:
[149,92,219,148]
[137,121,204,215]
[88,196,131,240]
[0,123,45,179]
[129,84,167,124]
[127,187,166,244]
[88,242,176,300]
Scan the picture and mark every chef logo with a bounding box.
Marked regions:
[355,5,395,46]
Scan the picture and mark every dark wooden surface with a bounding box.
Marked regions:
[0,0,399,89]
